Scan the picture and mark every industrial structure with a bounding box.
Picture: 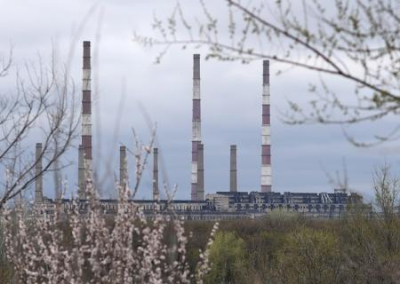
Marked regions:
[261,60,272,192]
[78,41,93,200]
[191,54,202,201]
[33,41,360,220]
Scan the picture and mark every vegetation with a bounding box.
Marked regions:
[0,221,13,281]
[1,168,400,283]
[204,231,247,284]
[184,210,400,284]
[0,47,79,209]
[0,183,217,284]
[0,163,398,283]
[185,165,400,284]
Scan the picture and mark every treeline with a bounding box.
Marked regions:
[185,208,400,284]
[1,207,400,283]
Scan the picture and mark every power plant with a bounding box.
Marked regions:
[33,41,359,220]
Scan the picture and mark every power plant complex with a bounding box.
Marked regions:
[33,41,359,220]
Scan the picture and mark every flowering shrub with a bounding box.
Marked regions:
[1,180,218,283]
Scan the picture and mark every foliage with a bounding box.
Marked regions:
[4,201,400,283]
[275,227,342,284]
[0,220,13,282]
[373,163,400,219]
[0,183,217,284]
[183,201,400,283]
[204,231,247,284]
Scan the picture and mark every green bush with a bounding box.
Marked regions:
[275,227,342,284]
[204,231,248,284]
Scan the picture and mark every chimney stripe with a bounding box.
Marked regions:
[193,99,201,119]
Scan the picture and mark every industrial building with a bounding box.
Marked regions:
[33,41,360,220]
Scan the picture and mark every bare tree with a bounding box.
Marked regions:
[373,163,400,218]
[135,0,400,144]
[372,163,400,253]
[0,48,79,209]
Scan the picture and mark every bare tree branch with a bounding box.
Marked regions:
[134,0,400,145]
[0,48,79,209]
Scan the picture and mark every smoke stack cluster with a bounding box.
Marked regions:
[153,148,159,200]
[33,46,276,204]
[191,54,203,200]
[230,145,237,192]
[81,41,92,197]
[35,143,43,203]
[261,60,272,192]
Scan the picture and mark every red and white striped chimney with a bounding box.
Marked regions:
[82,41,92,187]
[191,54,201,200]
[261,60,271,192]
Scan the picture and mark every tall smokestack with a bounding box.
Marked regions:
[191,54,201,200]
[230,145,237,192]
[35,143,43,203]
[120,146,127,190]
[197,143,204,200]
[82,41,92,186]
[261,60,271,192]
[78,145,85,199]
[153,148,159,200]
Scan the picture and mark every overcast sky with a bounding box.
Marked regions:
[1,0,399,201]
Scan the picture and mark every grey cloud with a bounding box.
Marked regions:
[1,0,397,201]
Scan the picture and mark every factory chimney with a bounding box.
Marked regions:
[230,145,237,192]
[191,54,202,200]
[35,143,43,203]
[197,143,204,200]
[82,41,92,191]
[120,146,127,190]
[153,147,159,200]
[261,60,271,192]
[78,145,85,199]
